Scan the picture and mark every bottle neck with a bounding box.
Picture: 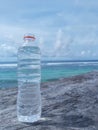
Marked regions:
[23,38,36,46]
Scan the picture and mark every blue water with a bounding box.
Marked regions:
[0,60,98,88]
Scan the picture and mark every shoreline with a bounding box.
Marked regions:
[0,70,97,89]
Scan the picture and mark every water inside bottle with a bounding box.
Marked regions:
[17,46,41,122]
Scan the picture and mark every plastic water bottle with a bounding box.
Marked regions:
[17,34,41,123]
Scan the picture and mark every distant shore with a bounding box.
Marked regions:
[1,71,98,130]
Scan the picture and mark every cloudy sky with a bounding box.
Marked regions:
[0,0,98,61]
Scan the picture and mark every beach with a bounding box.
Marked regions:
[0,60,98,88]
[1,71,98,130]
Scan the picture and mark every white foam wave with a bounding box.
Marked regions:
[0,63,17,67]
[42,61,98,66]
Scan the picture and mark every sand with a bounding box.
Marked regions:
[1,71,98,130]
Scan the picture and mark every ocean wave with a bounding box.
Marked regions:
[0,63,17,67]
[42,61,98,66]
[42,62,68,66]
[0,61,98,67]
[78,62,98,66]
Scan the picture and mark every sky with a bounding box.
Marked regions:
[0,0,98,61]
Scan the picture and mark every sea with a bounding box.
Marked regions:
[0,60,98,88]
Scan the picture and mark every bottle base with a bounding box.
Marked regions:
[17,113,41,123]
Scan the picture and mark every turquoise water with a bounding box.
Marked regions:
[0,61,98,88]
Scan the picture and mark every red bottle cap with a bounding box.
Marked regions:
[24,34,36,41]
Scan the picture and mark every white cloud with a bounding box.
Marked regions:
[92,53,97,57]
[0,42,16,57]
[0,0,98,61]
[54,29,62,51]
[52,29,74,58]
[81,51,85,56]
